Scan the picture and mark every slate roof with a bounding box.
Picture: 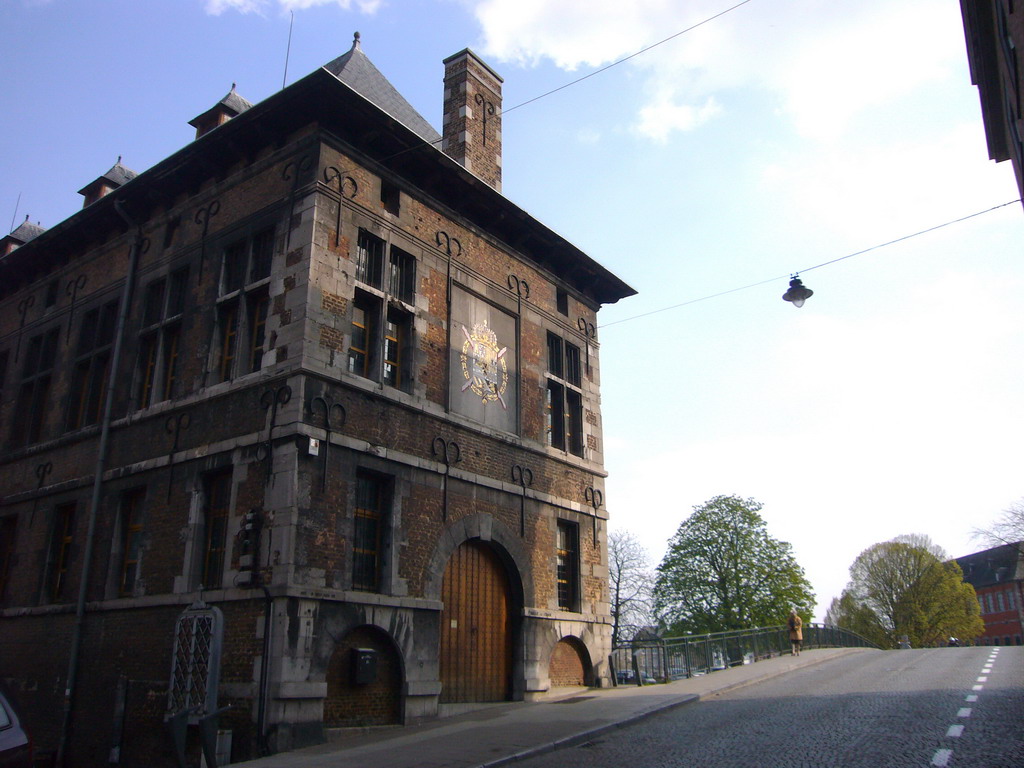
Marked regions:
[956,542,1023,588]
[77,157,138,195]
[188,84,253,129]
[8,216,46,244]
[219,85,253,116]
[323,32,441,144]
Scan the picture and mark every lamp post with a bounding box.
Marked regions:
[782,276,813,308]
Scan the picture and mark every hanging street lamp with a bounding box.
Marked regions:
[782,275,813,308]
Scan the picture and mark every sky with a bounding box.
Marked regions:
[3,0,1022,621]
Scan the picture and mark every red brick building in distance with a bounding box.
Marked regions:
[0,35,634,765]
[959,0,1024,204]
[955,542,1024,645]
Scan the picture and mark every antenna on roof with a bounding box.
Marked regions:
[9,193,20,234]
[282,10,294,90]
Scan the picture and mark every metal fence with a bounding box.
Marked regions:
[611,624,878,685]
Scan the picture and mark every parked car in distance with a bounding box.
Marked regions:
[0,684,32,768]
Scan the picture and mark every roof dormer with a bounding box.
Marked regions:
[78,157,137,208]
[1,215,46,257]
[189,83,253,139]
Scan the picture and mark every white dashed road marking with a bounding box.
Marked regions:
[932,748,953,766]
[957,707,972,718]
[965,695,978,702]
[946,725,964,738]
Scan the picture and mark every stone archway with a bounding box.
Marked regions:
[549,636,593,687]
[439,539,514,703]
[323,624,403,726]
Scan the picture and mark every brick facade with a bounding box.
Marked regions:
[0,38,634,766]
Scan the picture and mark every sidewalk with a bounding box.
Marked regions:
[236,647,875,768]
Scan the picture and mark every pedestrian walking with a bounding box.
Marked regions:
[788,610,803,656]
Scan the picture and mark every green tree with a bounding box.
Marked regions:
[828,534,985,649]
[654,495,815,634]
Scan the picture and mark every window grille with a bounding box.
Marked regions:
[167,601,224,721]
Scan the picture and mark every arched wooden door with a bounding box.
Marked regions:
[439,539,513,702]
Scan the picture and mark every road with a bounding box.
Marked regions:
[514,646,1024,768]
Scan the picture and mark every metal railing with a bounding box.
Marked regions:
[611,623,878,685]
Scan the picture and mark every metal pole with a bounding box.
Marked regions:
[57,201,142,766]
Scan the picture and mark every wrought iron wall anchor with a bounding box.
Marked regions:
[29,461,52,526]
[432,436,462,521]
[585,486,603,546]
[14,294,34,362]
[283,154,314,249]
[323,166,357,247]
[165,412,191,501]
[308,394,346,493]
[475,92,496,146]
[64,275,87,343]
[512,464,533,537]
[578,317,596,376]
[194,200,221,283]
[259,385,292,484]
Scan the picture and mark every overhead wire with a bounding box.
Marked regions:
[599,199,1022,329]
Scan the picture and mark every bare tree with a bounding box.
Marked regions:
[608,530,655,647]
[974,498,1024,548]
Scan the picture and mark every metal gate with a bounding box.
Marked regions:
[439,540,512,702]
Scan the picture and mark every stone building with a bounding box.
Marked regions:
[959,0,1024,204]
[0,36,634,765]
[956,542,1024,645]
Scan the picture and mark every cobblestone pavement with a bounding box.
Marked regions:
[512,646,1024,768]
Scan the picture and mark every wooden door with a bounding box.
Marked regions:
[439,540,513,702]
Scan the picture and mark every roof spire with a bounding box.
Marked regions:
[352,31,361,50]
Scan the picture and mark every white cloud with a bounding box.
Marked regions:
[633,94,720,142]
[203,0,381,16]
[469,0,970,143]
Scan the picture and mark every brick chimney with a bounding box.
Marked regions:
[442,49,503,191]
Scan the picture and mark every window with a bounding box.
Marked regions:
[44,279,59,308]
[118,488,146,596]
[348,292,374,377]
[355,230,384,288]
[348,231,415,389]
[163,216,181,249]
[997,592,1006,612]
[0,515,17,602]
[201,472,232,589]
[352,473,387,592]
[545,332,584,457]
[380,178,400,216]
[67,301,118,430]
[389,246,415,304]
[137,267,183,404]
[47,503,76,602]
[1008,588,1017,610]
[383,308,406,387]
[556,288,569,317]
[11,327,59,446]
[214,227,274,382]
[556,520,579,611]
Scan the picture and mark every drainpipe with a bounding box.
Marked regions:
[257,585,273,755]
[56,200,143,767]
